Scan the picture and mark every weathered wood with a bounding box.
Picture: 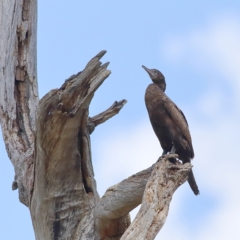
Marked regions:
[30,51,112,240]
[0,0,38,206]
[95,166,152,239]
[94,154,191,240]
[121,154,191,240]
[88,100,127,134]
[96,166,152,220]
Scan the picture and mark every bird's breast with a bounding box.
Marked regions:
[145,84,167,121]
[145,84,180,139]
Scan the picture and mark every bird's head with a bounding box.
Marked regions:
[142,65,166,91]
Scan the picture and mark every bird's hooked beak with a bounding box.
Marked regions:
[142,65,155,79]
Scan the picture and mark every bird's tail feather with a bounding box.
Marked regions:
[188,169,200,195]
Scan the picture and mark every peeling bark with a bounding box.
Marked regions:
[31,51,107,240]
[30,51,129,240]
[0,0,38,206]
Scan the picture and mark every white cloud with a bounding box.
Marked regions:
[161,15,240,239]
[95,15,240,240]
[192,17,240,103]
[198,88,226,119]
[164,14,240,103]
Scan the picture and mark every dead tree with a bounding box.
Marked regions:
[0,1,192,239]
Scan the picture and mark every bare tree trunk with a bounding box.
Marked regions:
[0,0,38,206]
[0,1,192,239]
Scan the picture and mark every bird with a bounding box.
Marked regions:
[142,65,199,195]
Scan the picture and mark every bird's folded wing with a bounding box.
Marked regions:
[162,96,192,144]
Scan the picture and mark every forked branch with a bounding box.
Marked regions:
[31,50,128,240]
[121,154,191,240]
[95,154,191,240]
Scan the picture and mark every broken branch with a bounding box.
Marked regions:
[121,154,191,240]
[95,154,191,240]
[88,100,127,134]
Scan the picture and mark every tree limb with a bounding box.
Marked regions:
[95,165,152,239]
[96,166,153,220]
[121,154,191,240]
[88,100,127,134]
[95,154,191,240]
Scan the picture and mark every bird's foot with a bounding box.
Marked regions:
[168,157,177,164]
[167,146,181,164]
[170,145,176,154]
[162,149,168,156]
[167,153,181,165]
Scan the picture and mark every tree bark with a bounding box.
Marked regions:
[0,1,192,240]
[0,0,38,206]
[121,155,191,240]
[31,50,111,240]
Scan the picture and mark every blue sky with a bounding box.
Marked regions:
[1,1,240,239]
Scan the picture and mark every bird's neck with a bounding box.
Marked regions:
[156,83,166,92]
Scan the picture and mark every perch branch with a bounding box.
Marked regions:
[96,166,153,218]
[121,154,192,240]
[95,154,191,239]
[95,165,153,240]
[88,100,127,134]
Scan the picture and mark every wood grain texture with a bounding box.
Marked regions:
[95,166,153,239]
[88,100,127,134]
[121,154,191,240]
[30,51,111,240]
[0,0,38,206]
